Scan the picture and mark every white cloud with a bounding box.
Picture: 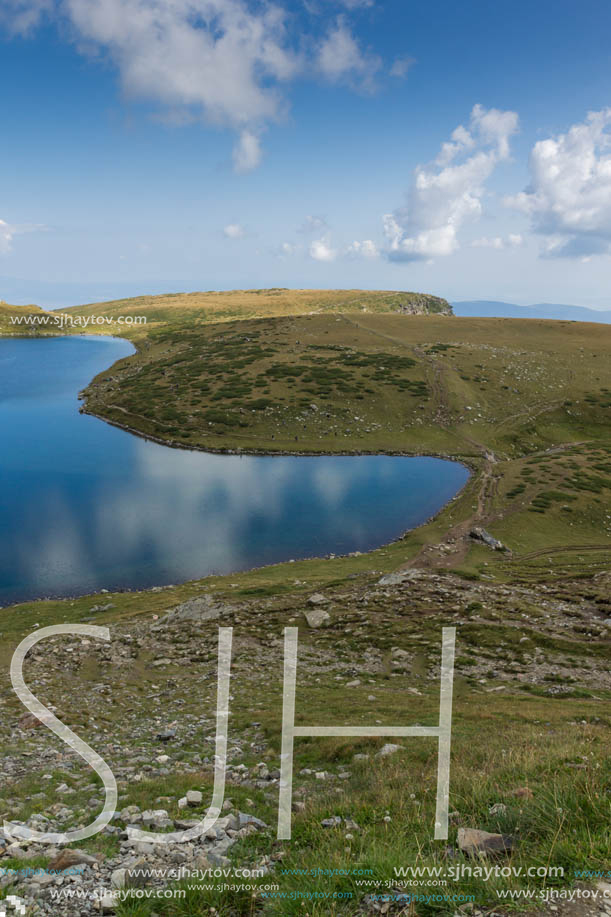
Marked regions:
[6,0,388,171]
[345,239,379,258]
[471,236,504,250]
[0,218,45,254]
[223,223,246,239]
[471,233,522,250]
[232,129,262,173]
[389,56,415,79]
[3,0,295,173]
[0,0,52,34]
[298,214,328,234]
[316,16,380,88]
[278,241,299,256]
[0,219,15,254]
[505,108,611,258]
[309,235,337,261]
[383,103,519,262]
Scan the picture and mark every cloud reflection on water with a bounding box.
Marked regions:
[0,337,469,603]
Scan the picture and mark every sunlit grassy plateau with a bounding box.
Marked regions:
[0,289,609,915]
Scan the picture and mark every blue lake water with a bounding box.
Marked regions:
[0,336,470,605]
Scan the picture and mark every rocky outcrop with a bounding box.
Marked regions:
[391,293,452,316]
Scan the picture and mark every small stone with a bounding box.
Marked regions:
[511,786,533,799]
[489,803,507,816]
[111,869,126,889]
[186,790,203,807]
[32,872,55,887]
[238,813,267,830]
[48,849,99,870]
[156,729,176,742]
[307,593,329,606]
[457,828,513,857]
[126,859,151,888]
[321,816,342,828]
[376,743,403,758]
[142,809,173,829]
[377,572,412,586]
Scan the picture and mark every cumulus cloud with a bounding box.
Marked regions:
[4,0,387,171]
[309,235,337,261]
[0,219,15,254]
[316,16,381,88]
[383,103,519,262]
[345,239,379,258]
[505,108,611,258]
[298,214,328,234]
[471,233,523,250]
[223,223,246,239]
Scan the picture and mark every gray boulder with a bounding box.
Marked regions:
[305,608,331,628]
[469,527,507,551]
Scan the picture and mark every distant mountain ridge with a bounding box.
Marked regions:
[452,300,611,323]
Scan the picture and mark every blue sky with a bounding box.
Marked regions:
[2,0,611,308]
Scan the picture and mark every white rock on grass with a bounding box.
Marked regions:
[375,743,404,758]
[305,608,331,628]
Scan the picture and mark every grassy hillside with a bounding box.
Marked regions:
[0,300,50,334]
[55,287,452,332]
[80,309,611,580]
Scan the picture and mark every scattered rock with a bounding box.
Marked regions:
[457,827,513,857]
[307,593,329,606]
[469,527,507,552]
[156,729,176,743]
[238,813,267,830]
[489,803,507,816]
[375,743,403,758]
[321,816,342,828]
[157,595,233,626]
[377,572,413,586]
[305,608,331,628]
[48,848,99,870]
